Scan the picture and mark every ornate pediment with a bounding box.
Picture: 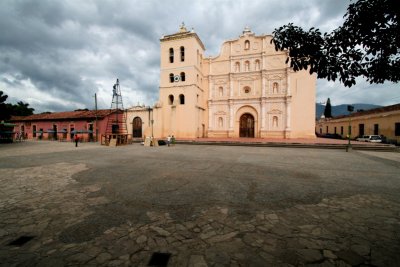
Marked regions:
[237,76,255,81]
[215,79,227,85]
[267,74,284,80]
[268,109,282,114]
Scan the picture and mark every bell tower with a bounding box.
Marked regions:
[158,23,206,138]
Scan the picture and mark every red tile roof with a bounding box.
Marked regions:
[10,109,119,122]
[333,103,400,120]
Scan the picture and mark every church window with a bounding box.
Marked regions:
[169,73,174,83]
[169,48,174,63]
[244,86,251,94]
[273,116,278,127]
[273,82,279,93]
[245,40,250,50]
[180,72,185,81]
[180,46,185,62]
[219,87,223,97]
[168,95,174,105]
[235,62,240,72]
[255,60,260,70]
[245,61,250,71]
[218,117,223,128]
[179,94,185,105]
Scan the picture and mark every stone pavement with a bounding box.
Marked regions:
[0,141,399,266]
[176,137,394,145]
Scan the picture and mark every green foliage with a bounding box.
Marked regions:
[271,0,399,87]
[11,101,35,116]
[0,90,35,121]
[0,91,7,104]
[0,91,10,121]
[324,98,332,118]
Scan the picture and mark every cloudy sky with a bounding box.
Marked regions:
[0,0,398,113]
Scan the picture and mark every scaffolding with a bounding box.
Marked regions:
[101,79,129,146]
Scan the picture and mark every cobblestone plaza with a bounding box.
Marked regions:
[0,141,399,266]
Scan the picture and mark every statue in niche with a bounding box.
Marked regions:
[273,82,278,94]
[235,62,240,72]
[245,61,250,71]
[218,117,223,127]
[273,116,278,127]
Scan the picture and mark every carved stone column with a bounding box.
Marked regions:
[208,75,213,99]
[229,100,234,130]
[208,101,213,131]
[229,74,233,98]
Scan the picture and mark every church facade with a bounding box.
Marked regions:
[127,25,316,139]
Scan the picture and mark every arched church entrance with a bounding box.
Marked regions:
[239,113,255,138]
[132,117,142,138]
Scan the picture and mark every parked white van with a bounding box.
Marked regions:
[356,135,382,143]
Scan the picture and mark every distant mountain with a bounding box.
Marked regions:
[316,103,382,119]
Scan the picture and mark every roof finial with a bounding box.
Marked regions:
[179,22,187,32]
[243,26,252,34]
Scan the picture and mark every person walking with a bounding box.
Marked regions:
[171,135,175,146]
[167,135,171,147]
[74,134,79,147]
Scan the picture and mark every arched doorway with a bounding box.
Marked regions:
[132,117,142,138]
[239,113,255,137]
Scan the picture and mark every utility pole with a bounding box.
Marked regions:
[94,93,98,142]
[151,112,154,138]
[148,106,154,137]
[346,105,354,152]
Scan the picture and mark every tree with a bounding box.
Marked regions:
[324,98,332,118]
[0,91,10,121]
[0,91,35,121]
[12,101,35,116]
[271,0,399,87]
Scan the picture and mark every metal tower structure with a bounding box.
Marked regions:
[103,78,128,145]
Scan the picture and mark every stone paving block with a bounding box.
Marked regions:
[136,234,147,244]
[305,260,335,267]
[205,249,230,265]
[296,249,323,263]
[208,231,238,243]
[199,230,217,240]
[350,244,370,257]
[335,250,365,266]
[149,226,170,237]
[322,249,337,259]
[188,255,208,267]
[66,252,93,263]
[95,252,112,264]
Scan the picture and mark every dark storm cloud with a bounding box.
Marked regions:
[0,0,396,113]
[0,0,160,112]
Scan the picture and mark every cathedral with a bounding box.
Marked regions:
[127,24,316,139]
